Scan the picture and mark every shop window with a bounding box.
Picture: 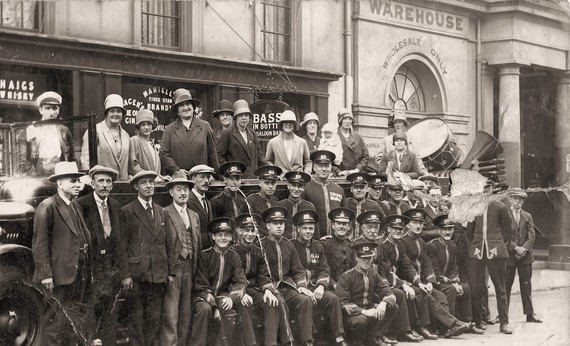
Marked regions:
[389,65,426,112]
[262,0,292,63]
[0,1,43,32]
[141,1,181,49]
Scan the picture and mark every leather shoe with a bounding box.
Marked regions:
[399,331,423,342]
[410,330,422,339]
[417,327,438,340]
[477,321,487,330]
[372,337,389,346]
[443,321,469,338]
[469,322,485,334]
[500,323,513,334]
[380,335,398,344]
[490,315,500,325]
[526,314,543,323]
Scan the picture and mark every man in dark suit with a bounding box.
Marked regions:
[160,88,219,176]
[466,200,515,334]
[187,164,215,249]
[216,99,268,178]
[76,165,129,345]
[32,162,92,345]
[505,188,542,323]
[160,171,202,345]
[120,170,174,346]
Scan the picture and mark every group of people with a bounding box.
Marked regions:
[24,88,430,182]
[27,90,541,346]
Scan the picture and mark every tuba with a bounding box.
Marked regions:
[460,131,506,183]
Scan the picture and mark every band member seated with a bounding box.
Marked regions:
[367,175,387,207]
[320,208,357,287]
[354,210,422,344]
[260,206,314,346]
[190,217,254,346]
[379,183,411,216]
[231,213,292,346]
[342,172,384,238]
[291,210,346,345]
[240,165,283,216]
[381,215,469,340]
[427,215,484,334]
[277,171,315,239]
[210,161,247,219]
[376,131,425,179]
[335,239,399,346]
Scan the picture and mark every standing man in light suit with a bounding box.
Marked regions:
[505,188,542,323]
[160,171,202,345]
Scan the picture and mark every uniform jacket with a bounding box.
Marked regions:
[231,243,276,293]
[400,232,436,284]
[426,238,460,284]
[422,204,441,241]
[380,237,420,288]
[302,133,321,154]
[187,191,213,250]
[210,188,246,220]
[260,236,308,290]
[337,129,369,172]
[320,234,356,284]
[342,198,384,238]
[129,134,161,176]
[304,179,345,239]
[193,247,248,305]
[240,192,279,216]
[336,267,396,313]
[506,207,536,266]
[466,201,514,260]
[164,203,202,271]
[76,193,127,281]
[376,149,423,179]
[379,200,411,216]
[81,120,130,180]
[120,199,172,283]
[216,125,268,178]
[266,133,312,174]
[160,118,219,175]
[276,197,316,240]
[291,239,331,288]
[32,193,92,285]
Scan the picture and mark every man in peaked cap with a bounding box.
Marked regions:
[260,206,315,346]
[32,162,92,345]
[216,99,268,178]
[320,208,356,287]
[210,161,247,220]
[291,210,346,345]
[379,183,411,216]
[211,99,234,143]
[231,213,290,346]
[335,238,398,346]
[121,169,173,345]
[305,150,346,239]
[76,165,126,345]
[277,171,316,239]
[427,215,483,334]
[239,165,283,217]
[342,172,385,238]
[187,164,216,249]
[24,91,74,175]
[191,217,254,346]
[505,188,542,323]
[159,171,202,346]
[367,174,387,206]
[405,180,426,209]
[160,88,219,176]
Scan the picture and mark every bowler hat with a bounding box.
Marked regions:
[89,165,118,182]
[37,91,62,107]
[104,94,126,115]
[172,88,200,109]
[49,162,85,182]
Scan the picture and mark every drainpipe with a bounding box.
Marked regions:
[476,18,482,131]
[344,0,352,109]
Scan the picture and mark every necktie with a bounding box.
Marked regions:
[146,201,154,222]
[202,197,209,217]
[514,210,520,224]
[180,207,190,229]
[101,201,112,238]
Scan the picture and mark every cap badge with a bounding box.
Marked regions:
[395,218,401,223]
[320,154,327,160]
[268,170,275,175]
[275,211,282,217]
[356,176,363,181]
[370,215,378,221]
[220,222,228,228]
[363,246,369,251]
[303,214,311,220]
[295,174,301,180]
[339,211,345,217]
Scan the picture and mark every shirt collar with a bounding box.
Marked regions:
[192,188,205,199]
[57,191,72,205]
[93,192,107,206]
[138,196,152,209]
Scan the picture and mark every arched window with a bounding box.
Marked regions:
[388,65,425,112]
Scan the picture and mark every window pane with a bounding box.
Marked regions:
[141,1,180,49]
[389,66,425,112]
[262,0,291,63]
[1,1,41,31]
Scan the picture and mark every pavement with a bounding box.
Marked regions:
[489,266,570,296]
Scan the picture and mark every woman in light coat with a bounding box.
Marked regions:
[129,109,169,181]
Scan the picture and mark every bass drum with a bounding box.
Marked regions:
[406,117,462,172]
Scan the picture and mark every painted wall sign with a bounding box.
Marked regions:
[0,71,47,104]
[363,0,468,36]
[383,37,422,69]
[430,48,448,75]
[249,99,291,140]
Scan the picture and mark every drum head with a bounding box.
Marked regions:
[406,118,450,159]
